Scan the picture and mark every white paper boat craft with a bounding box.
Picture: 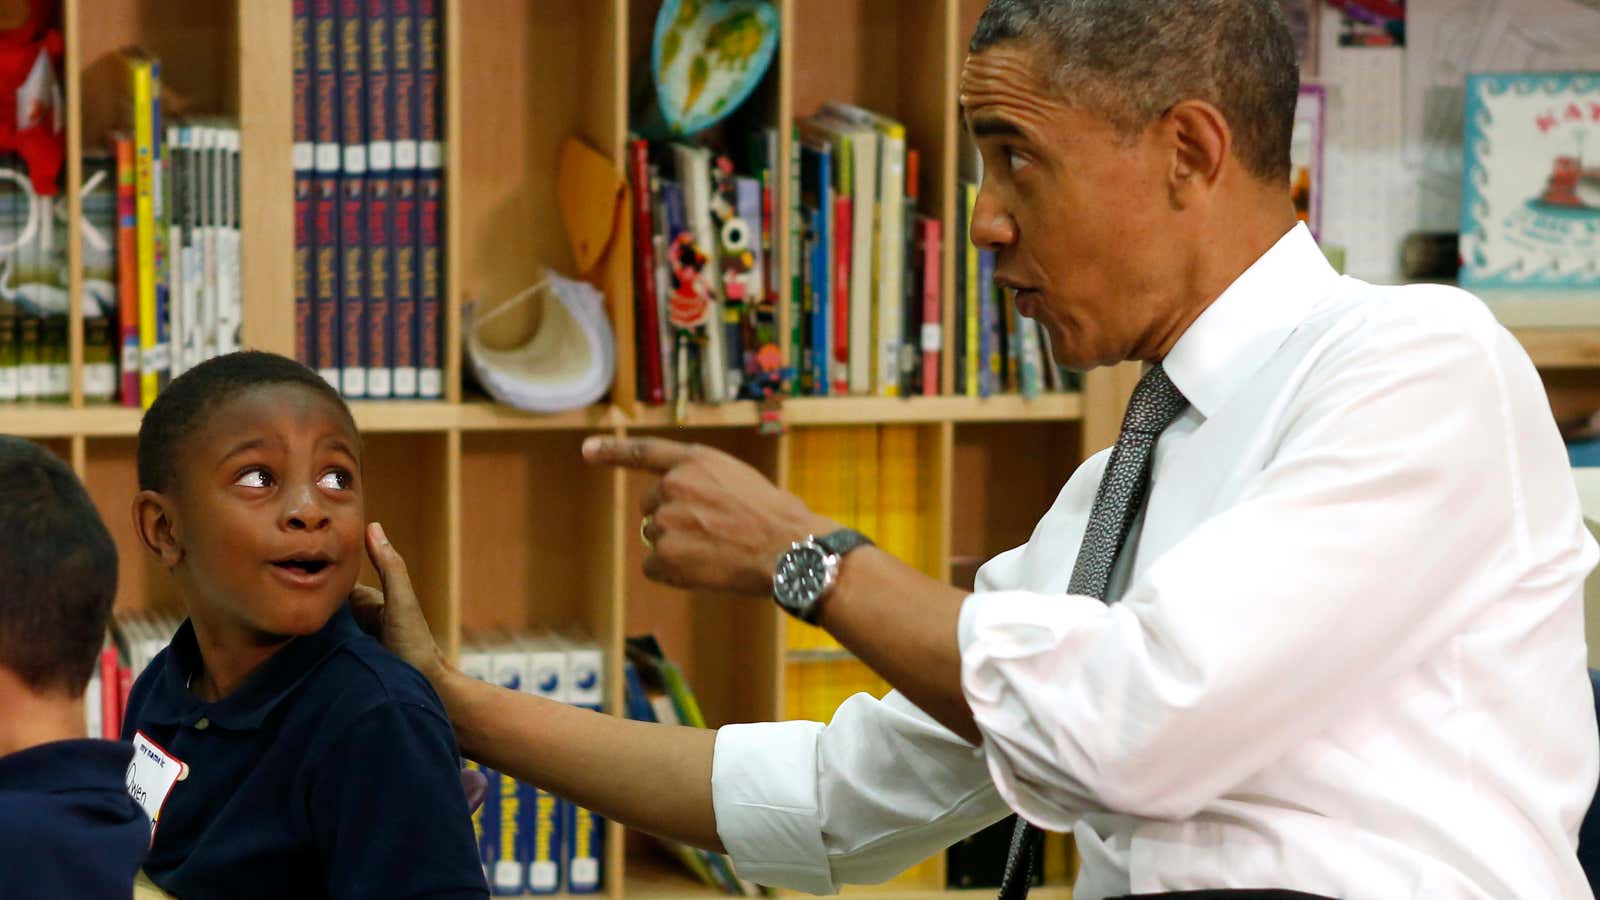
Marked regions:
[465,271,616,413]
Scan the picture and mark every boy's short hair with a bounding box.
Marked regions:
[137,351,358,494]
[0,436,118,694]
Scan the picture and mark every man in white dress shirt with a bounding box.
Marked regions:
[356,1,1600,897]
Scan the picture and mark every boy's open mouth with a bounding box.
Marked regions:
[271,556,332,576]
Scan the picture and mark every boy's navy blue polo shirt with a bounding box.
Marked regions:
[122,605,488,900]
[0,738,149,898]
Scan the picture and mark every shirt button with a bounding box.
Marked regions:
[194,717,210,730]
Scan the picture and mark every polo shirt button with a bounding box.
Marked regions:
[194,717,210,730]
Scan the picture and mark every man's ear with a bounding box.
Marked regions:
[1162,99,1231,207]
[132,490,183,569]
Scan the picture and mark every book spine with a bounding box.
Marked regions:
[787,126,802,396]
[458,653,499,888]
[165,125,186,378]
[113,135,139,406]
[224,128,244,355]
[563,646,604,894]
[831,194,851,395]
[628,139,664,404]
[294,0,315,367]
[0,298,13,402]
[417,0,443,399]
[151,60,171,392]
[180,126,205,372]
[1018,297,1042,399]
[898,195,918,397]
[84,178,116,403]
[963,184,978,398]
[99,645,120,739]
[522,649,565,895]
[365,0,394,398]
[490,653,528,895]
[920,217,941,397]
[295,167,314,369]
[17,310,40,400]
[339,0,368,399]
[313,0,342,386]
[129,55,159,409]
[978,249,996,398]
[196,126,216,363]
[877,132,906,397]
[390,0,418,397]
[391,172,419,398]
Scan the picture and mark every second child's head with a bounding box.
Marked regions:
[134,352,364,642]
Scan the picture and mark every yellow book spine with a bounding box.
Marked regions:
[129,53,158,409]
[964,184,979,398]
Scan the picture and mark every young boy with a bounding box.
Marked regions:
[0,435,149,897]
[124,351,487,899]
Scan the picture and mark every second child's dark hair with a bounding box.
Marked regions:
[0,436,118,694]
[137,351,358,494]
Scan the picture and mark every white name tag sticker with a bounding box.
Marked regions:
[126,731,186,842]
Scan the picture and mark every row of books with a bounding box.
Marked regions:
[108,92,244,409]
[629,103,1079,410]
[292,0,445,400]
[0,150,69,403]
[458,635,606,896]
[84,610,186,741]
[622,635,764,896]
[629,133,783,407]
[949,180,1076,398]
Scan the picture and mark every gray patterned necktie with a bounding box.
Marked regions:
[996,364,1190,900]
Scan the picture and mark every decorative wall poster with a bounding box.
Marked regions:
[1460,73,1600,290]
[1291,85,1325,239]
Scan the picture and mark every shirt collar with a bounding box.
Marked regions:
[1163,222,1341,419]
[140,605,363,731]
[0,738,135,795]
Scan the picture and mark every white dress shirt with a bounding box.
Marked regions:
[711,223,1599,899]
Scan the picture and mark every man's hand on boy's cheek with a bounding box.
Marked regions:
[351,522,451,685]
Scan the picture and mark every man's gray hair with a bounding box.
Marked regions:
[971,0,1300,181]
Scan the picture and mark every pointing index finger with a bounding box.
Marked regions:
[582,436,695,473]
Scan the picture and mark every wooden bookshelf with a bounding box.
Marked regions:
[25,1,1598,899]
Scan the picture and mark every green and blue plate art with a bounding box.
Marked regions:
[651,0,778,137]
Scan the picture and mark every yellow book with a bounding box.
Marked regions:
[125,49,159,409]
[878,426,921,571]
[855,426,880,547]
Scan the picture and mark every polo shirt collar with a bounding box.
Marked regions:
[1163,222,1342,419]
[139,605,363,731]
[0,739,134,795]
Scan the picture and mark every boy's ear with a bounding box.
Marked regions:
[132,490,183,569]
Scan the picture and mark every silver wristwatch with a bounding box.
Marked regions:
[772,529,874,623]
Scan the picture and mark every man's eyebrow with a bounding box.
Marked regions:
[968,115,1026,140]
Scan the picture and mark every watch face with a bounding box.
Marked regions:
[774,542,829,612]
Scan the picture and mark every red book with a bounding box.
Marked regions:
[831,195,851,396]
[113,135,139,407]
[628,139,664,404]
[919,216,942,396]
[116,664,134,737]
[99,645,121,739]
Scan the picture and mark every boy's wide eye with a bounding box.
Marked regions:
[318,470,353,491]
[235,468,273,489]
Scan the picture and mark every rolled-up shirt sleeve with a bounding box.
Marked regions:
[713,690,1010,894]
[959,317,1583,830]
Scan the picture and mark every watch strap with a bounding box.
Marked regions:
[817,528,874,558]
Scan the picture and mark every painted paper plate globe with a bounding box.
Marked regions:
[652,0,778,137]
